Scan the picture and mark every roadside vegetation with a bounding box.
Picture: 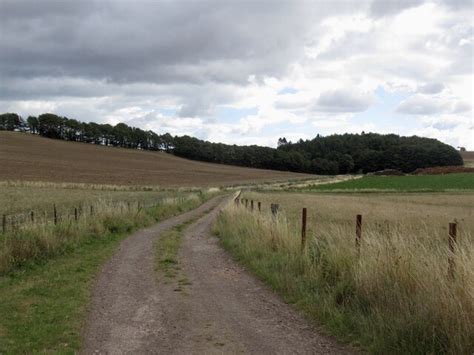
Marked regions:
[305,173,474,192]
[214,192,474,354]
[0,189,217,353]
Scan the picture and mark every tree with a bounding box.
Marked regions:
[27,116,39,134]
[0,113,22,131]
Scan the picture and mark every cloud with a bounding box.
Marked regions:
[0,1,315,86]
[313,90,373,113]
[396,95,443,115]
[396,94,472,115]
[418,82,445,94]
[0,0,472,149]
[370,0,426,17]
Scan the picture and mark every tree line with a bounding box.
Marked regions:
[0,112,463,174]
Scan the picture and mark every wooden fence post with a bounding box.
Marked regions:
[271,204,279,217]
[301,208,307,251]
[2,214,6,233]
[251,200,254,211]
[30,211,34,223]
[74,207,78,222]
[448,222,457,279]
[90,205,94,216]
[355,214,362,254]
[258,202,261,212]
[53,204,58,225]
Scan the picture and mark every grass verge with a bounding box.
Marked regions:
[214,202,474,354]
[0,192,216,353]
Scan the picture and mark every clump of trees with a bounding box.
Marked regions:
[0,112,173,150]
[0,112,463,174]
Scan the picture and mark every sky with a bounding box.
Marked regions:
[0,0,473,149]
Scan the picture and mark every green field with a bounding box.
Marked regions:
[307,173,474,192]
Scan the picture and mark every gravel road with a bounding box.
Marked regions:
[82,195,353,354]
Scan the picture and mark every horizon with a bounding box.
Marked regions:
[1,0,473,149]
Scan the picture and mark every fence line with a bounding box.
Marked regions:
[0,197,170,234]
[233,197,459,279]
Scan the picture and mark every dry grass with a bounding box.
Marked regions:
[215,192,474,354]
[0,183,175,216]
[0,191,210,274]
[0,131,311,187]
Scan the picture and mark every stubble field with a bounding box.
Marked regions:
[0,131,311,187]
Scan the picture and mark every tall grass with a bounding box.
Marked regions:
[215,202,474,354]
[0,192,212,274]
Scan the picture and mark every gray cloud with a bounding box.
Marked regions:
[369,0,425,17]
[418,82,445,94]
[0,0,313,86]
[313,90,373,113]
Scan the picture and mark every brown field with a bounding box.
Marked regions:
[0,131,312,187]
[462,150,474,167]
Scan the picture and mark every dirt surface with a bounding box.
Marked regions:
[0,131,311,187]
[82,195,352,354]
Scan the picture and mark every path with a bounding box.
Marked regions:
[82,195,352,354]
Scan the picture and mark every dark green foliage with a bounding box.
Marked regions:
[1,112,463,174]
[0,113,27,131]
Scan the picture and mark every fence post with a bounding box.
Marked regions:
[355,214,362,254]
[245,199,248,208]
[448,222,457,279]
[30,211,34,223]
[271,204,279,217]
[258,202,261,212]
[90,205,94,216]
[74,207,78,222]
[251,200,254,211]
[301,208,307,251]
[2,214,6,233]
[53,204,58,225]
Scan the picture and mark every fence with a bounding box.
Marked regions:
[234,197,460,279]
[1,198,169,234]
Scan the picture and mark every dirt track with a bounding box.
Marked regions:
[82,195,352,354]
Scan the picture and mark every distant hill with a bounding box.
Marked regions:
[0,132,310,187]
[0,112,464,174]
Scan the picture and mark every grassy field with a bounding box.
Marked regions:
[215,191,474,354]
[305,173,474,192]
[0,131,311,187]
[0,181,178,216]
[0,191,215,353]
